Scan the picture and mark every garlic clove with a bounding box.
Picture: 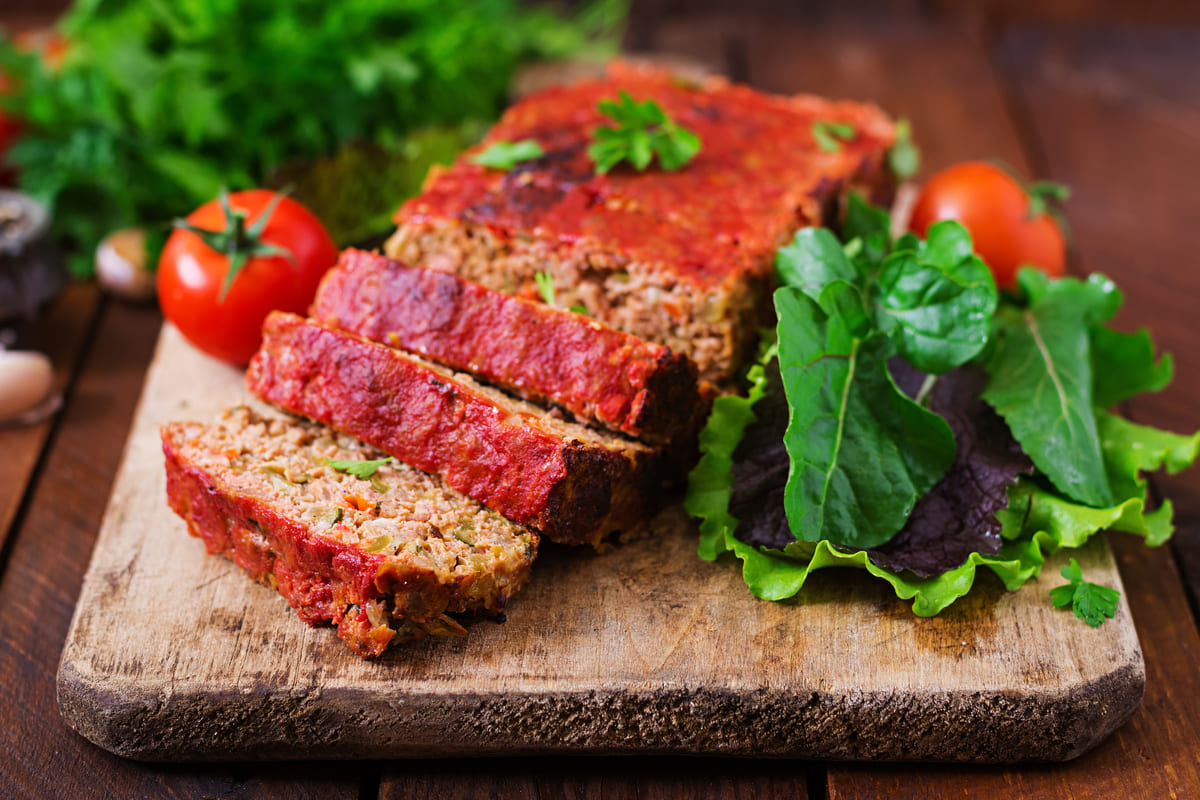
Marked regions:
[96,228,156,302]
[0,349,56,422]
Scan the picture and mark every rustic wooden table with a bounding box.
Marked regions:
[2,10,1199,799]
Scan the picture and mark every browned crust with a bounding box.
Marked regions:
[246,312,662,545]
[387,63,898,382]
[311,249,707,443]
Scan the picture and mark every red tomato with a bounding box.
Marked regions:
[908,161,1066,290]
[157,190,338,365]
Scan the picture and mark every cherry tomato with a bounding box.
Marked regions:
[908,161,1067,290]
[157,190,338,365]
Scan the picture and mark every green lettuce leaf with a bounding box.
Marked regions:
[699,472,1179,617]
[776,284,955,548]
[983,272,1119,506]
[841,192,892,268]
[687,204,1198,617]
[1098,411,1200,508]
[774,227,858,301]
[685,339,777,561]
[1091,326,1173,409]
[870,222,998,374]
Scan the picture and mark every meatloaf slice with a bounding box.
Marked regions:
[162,406,537,658]
[247,311,661,546]
[310,248,706,444]
[387,61,896,384]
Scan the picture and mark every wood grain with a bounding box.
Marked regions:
[0,283,101,551]
[57,322,1141,763]
[827,531,1200,800]
[0,300,359,799]
[381,757,810,800]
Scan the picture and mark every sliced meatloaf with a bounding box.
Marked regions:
[162,405,537,658]
[246,311,661,546]
[386,61,896,384]
[310,248,707,444]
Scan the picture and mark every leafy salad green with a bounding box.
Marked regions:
[0,0,627,274]
[685,195,1200,616]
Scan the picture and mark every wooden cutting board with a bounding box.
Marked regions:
[56,323,1144,762]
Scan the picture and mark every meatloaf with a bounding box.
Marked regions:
[386,61,896,383]
[246,311,661,546]
[311,248,706,444]
[162,406,537,658]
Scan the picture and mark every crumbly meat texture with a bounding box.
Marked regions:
[311,248,708,444]
[246,312,663,546]
[162,406,537,658]
[386,62,896,383]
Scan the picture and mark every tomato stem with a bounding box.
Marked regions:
[1025,180,1070,219]
[172,188,296,301]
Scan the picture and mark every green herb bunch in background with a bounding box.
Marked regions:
[0,0,627,275]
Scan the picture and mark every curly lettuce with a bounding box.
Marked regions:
[685,197,1200,615]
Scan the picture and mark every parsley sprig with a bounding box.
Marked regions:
[588,91,701,174]
[811,120,857,153]
[887,118,920,180]
[1049,558,1120,627]
[325,456,394,480]
[534,270,586,314]
[470,139,545,170]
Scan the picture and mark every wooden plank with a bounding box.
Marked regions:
[0,283,100,551]
[381,757,809,800]
[57,321,1141,763]
[827,531,1200,800]
[0,301,361,800]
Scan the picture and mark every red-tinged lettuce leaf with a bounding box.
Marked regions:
[862,365,1032,576]
[683,348,1195,616]
[729,360,1030,577]
[704,472,1179,618]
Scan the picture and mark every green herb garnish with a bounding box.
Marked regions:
[533,271,589,315]
[326,456,394,480]
[887,118,920,180]
[0,0,626,275]
[1050,558,1120,627]
[1026,181,1071,219]
[535,270,557,306]
[811,120,857,153]
[470,139,545,170]
[588,91,701,174]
